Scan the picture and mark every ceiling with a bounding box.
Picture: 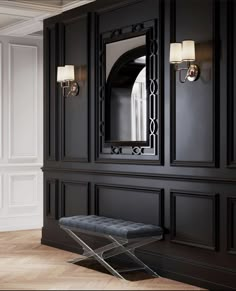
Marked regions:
[0,0,95,38]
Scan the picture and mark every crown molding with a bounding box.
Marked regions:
[0,0,95,37]
[62,0,95,12]
[0,19,43,37]
[0,0,95,13]
[0,0,61,13]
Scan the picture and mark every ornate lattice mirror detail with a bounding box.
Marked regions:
[97,20,162,164]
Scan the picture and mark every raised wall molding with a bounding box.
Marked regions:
[95,183,164,226]
[0,175,2,209]
[227,0,236,168]
[170,190,219,251]
[8,173,38,209]
[0,43,2,160]
[0,163,42,169]
[46,179,59,220]
[60,181,90,218]
[45,24,59,161]
[60,16,89,162]
[8,43,38,162]
[170,0,220,168]
[42,165,236,184]
[227,197,236,254]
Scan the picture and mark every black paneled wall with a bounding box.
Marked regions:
[42,0,236,289]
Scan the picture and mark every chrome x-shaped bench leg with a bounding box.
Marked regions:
[108,236,161,277]
[102,236,159,261]
[63,228,126,279]
[68,241,121,264]
[62,226,161,280]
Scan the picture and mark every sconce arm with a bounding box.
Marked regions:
[59,80,79,98]
[174,65,189,83]
[174,62,199,83]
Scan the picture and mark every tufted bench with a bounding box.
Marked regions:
[59,215,163,280]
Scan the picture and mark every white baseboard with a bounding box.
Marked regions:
[0,224,42,232]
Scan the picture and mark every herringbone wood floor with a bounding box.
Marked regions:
[0,230,204,290]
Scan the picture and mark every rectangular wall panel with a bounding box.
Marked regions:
[46,179,58,220]
[61,15,89,162]
[95,184,164,226]
[9,44,38,161]
[227,0,236,167]
[227,197,236,254]
[0,175,2,209]
[170,191,219,250]
[8,173,39,216]
[170,0,219,167]
[0,43,2,159]
[45,24,59,161]
[61,181,89,217]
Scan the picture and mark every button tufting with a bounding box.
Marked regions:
[59,215,163,239]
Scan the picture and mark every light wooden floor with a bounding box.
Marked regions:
[0,230,204,290]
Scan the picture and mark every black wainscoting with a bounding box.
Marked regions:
[42,0,236,289]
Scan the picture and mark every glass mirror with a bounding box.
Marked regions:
[105,35,148,145]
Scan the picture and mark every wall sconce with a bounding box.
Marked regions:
[169,40,200,83]
[57,65,79,97]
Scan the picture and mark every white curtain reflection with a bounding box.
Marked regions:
[131,67,147,141]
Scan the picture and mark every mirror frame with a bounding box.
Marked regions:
[96,20,162,164]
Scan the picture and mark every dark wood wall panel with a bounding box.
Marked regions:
[95,184,164,226]
[170,191,219,250]
[45,179,59,220]
[61,15,89,162]
[227,197,236,254]
[227,0,236,167]
[60,182,90,217]
[44,24,59,161]
[170,0,219,167]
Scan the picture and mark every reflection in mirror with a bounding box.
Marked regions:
[131,66,147,141]
[105,35,147,144]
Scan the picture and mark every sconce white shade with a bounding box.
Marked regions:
[57,66,65,82]
[169,43,182,64]
[64,65,75,81]
[182,40,195,61]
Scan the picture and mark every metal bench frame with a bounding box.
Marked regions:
[60,225,162,280]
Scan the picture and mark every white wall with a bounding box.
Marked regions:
[0,36,43,231]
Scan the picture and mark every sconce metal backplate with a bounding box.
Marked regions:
[69,81,79,97]
[187,64,200,82]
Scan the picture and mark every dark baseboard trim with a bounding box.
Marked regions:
[150,266,234,291]
[138,248,236,275]
[137,250,236,290]
[42,166,236,184]
[41,239,236,290]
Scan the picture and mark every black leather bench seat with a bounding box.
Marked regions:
[59,215,163,239]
